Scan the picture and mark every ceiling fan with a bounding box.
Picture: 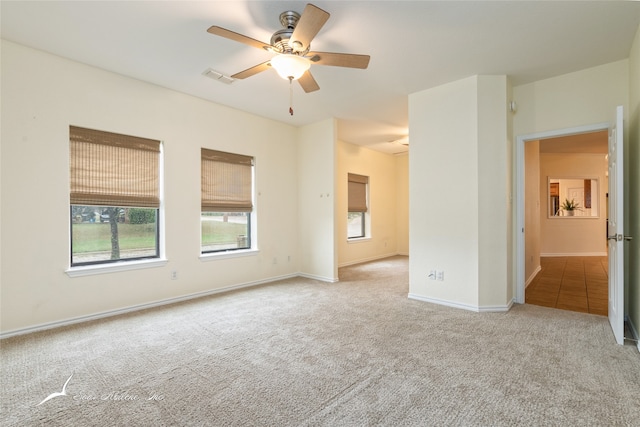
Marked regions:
[207,3,370,94]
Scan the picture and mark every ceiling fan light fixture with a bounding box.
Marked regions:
[271,54,310,80]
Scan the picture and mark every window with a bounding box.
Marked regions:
[69,126,161,266]
[201,149,254,253]
[348,173,368,239]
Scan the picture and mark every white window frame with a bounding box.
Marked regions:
[67,141,166,276]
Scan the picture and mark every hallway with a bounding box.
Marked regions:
[525,256,608,316]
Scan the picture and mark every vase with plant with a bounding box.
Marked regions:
[561,198,581,216]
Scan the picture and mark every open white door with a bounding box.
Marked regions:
[608,105,624,345]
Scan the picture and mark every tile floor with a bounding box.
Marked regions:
[525,256,608,316]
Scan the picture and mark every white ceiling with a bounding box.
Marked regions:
[2,1,639,155]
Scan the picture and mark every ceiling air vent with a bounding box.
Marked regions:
[202,68,235,84]
[389,136,409,146]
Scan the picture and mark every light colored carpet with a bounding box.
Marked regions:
[1,256,639,426]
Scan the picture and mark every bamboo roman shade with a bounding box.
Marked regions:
[201,148,254,212]
[348,173,368,212]
[69,126,161,208]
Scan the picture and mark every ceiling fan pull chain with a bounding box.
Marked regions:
[289,77,294,116]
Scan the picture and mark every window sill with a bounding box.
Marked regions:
[347,237,371,244]
[66,258,168,277]
[199,248,260,262]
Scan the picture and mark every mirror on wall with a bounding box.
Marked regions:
[548,177,599,218]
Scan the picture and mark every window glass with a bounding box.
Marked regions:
[71,206,158,264]
[201,212,251,252]
[347,212,365,239]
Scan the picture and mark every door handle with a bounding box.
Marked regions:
[608,234,633,241]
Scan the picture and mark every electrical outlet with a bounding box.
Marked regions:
[428,270,437,280]
[437,271,445,281]
[171,270,178,280]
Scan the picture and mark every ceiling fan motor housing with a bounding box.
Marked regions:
[279,11,300,29]
[270,11,308,54]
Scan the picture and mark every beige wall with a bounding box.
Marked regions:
[0,41,302,334]
[336,141,406,267]
[298,119,338,281]
[395,154,409,256]
[478,76,511,307]
[539,153,608,255]
[513,60,629,136]
[408,75,510,311]
[409,76,480,308]
[627,24,640,342]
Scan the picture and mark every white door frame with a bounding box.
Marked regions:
[515,123,610,304]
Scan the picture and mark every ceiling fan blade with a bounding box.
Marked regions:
[298,70,320,93]
[308,51,370,69]
[289,4,330,52]
[231,61,272,79]
[207,26,270,50]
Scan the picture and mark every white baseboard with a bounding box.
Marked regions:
[338,252,401,268]
[626,315,640,353]
[298,272,339,283]
[541,252,608,257]
[407,293,512,313]
[478,299,514,312]
[0,273,299,339]
[525,265,542,288]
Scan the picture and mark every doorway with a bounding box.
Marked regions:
[515,124,610,309]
